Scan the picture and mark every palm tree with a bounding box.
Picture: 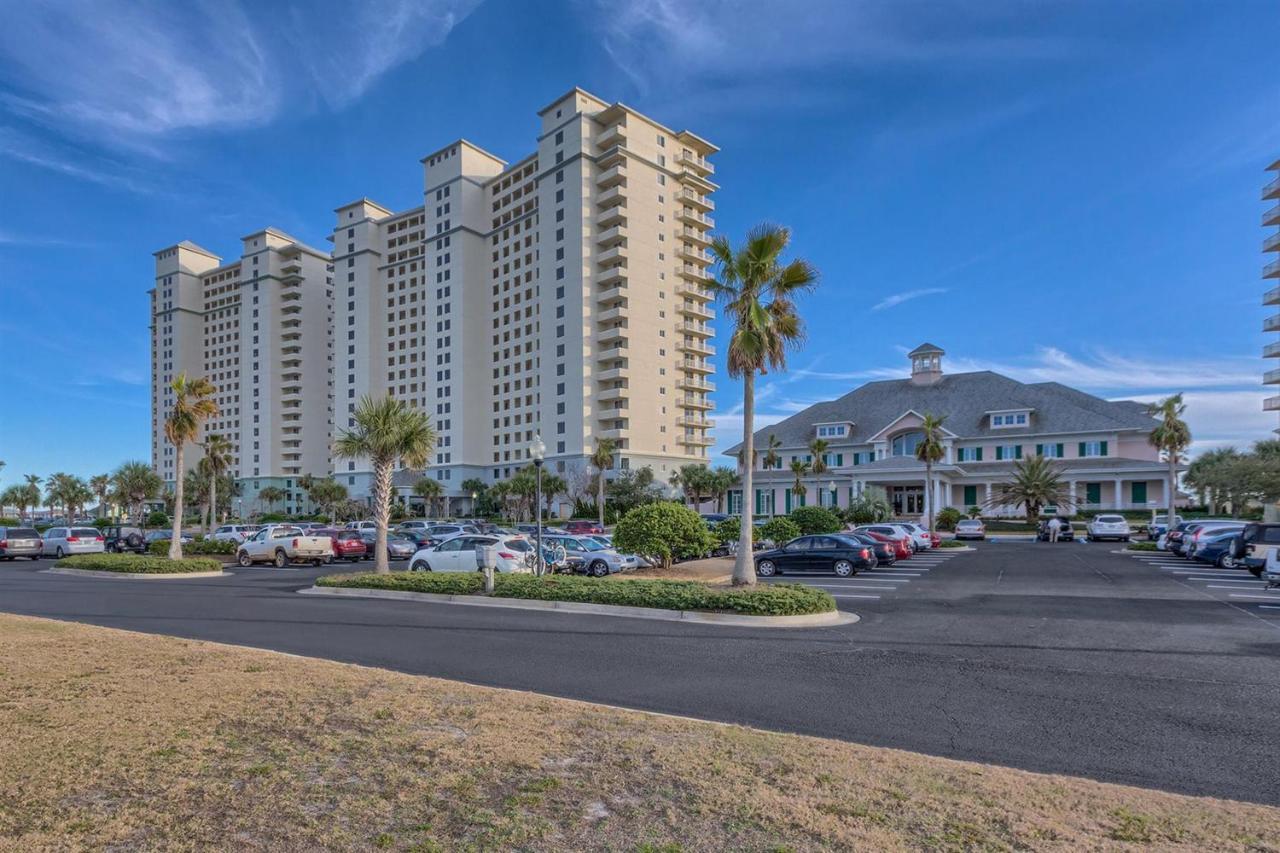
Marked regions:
[709,467,740,514]
[541,472,568,518]
[670,463,711,508]
[44,473,74,521]
[985,455,1072,525]
[164,373,218,558]
[202,434,233,530]
[186,466,211,529]
[333,394,436,573]
[809,438,830,507]
[307,478,348,524]
[413,477,442,517]
[762,433,782,472]
[789,458,811,507]
[22,474,41,521]
[257,486,285,516]
[1147,393,1191,526]
[710,224,818,585]
[89,474,112,521]
[590,438,617,528]
[112,461,163,525]
[915,413,948,533]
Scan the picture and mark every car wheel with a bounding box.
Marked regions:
[237,551,252,567]
[274,550,288,568]
[589,559,608,578]
[55,547,64,559]
[323,554,334,565]
[411,560,431,572]
[756,559,777,577]
[1217,553,1237,569]
[833,559,855,577]
[312,559,323,567]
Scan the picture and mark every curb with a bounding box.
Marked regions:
[298,585,860,628]
[44,567,232,580]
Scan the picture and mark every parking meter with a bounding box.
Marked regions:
[477,543,498,593]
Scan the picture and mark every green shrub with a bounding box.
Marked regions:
[148,538,236,556]
[259,513,288,523]
[317,572,835,616]
[1126,541,1158,551]
[92,517,113,528]
[712,516,759,545]
[938,539,967,548]
[146,511,169,527]
[613,502,715,569]
[57,553,221,574]
[967,506,982,519]
[759,516,801,545]
[0,517,19,527]
[935,507,962,531]
[787,506,842,535]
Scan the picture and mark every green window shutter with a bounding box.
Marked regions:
[1056,443,1064,458]
[1015,445,1023,459]
[995,447,1004,461]
[754,489,762,515]
[963,485,977,505]
[1086,482,1101,504]
[836,454,843,466]
[1035,444,1043,456]
[1131,482,1147,504]
[1078,442,1086,457]
[976,447,983,461]
[1100,441,1108,457]
[784,489,792,513]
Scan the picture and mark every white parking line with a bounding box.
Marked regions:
[1207,584,1266,591]
[1229,593,1280,600]
[1187,578,1259,584]
[1260,605,1280,610]
[830,593,881,599]
[870,571,923,576]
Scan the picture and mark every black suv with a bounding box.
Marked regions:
[102,525,147,553]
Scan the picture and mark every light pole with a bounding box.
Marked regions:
[530,433,546,575]
[470,491,477,517]
[828,480,837,511]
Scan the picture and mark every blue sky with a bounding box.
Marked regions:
[0,0,1277,484]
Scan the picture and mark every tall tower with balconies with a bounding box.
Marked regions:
[1264,158,1280,418]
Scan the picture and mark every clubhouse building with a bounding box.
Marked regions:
[725,344,1176,519]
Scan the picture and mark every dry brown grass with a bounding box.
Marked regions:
[1,613,1277,852]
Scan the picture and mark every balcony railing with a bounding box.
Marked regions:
[676,150,714,174]
[1265,367,1280,385]
[1266,258,1280,279]
[1266,285,1280,306]
[1265,341,1280,358]
[596,124,626,149]
[1266,395,1280,411]
[1265,204,1280,227]
[1265,232,1280,253]
[676,189,714,210]
[1265,313,1280,332]
[1265,175,1280,200]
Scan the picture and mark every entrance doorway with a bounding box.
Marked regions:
[890,486,925,516]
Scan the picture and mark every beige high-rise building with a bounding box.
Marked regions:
[1264,156,1280,416]
[150,229,334,515]
[332,87,718,510]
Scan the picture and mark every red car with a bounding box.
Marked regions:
[857,529,913,560]
[564,520,604,535]
[317,528,368,563]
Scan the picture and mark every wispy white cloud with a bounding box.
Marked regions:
[0,227,98,248]
[0,128,166,195]
[871,287,949,311]
[0,0,478,148]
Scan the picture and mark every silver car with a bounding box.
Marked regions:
[545,534,636,576]
[0,526,43,560]
[1086,515,1131,542]
[41,527,105,558]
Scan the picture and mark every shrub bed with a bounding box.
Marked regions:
[56,554,222,574]
[1126,542,1159,552]
[148,538,237,556]
[316,572,835,616]
[787,506,842,535]
[937,539,967,548]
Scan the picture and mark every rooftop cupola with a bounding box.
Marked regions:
[909,343,944,386]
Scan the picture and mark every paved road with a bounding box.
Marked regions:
[2,542,1278,804]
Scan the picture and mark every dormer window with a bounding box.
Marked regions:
[990,411,1030,428]
[815,423,848,438]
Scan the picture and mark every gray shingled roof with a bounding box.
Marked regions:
[725,370,1159,455]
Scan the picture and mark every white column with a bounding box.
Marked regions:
[935,478,945,513]
[1069,481,1077,512]
[985,481,993,516]
[1114,477,1123,510]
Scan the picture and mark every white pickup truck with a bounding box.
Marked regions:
[236,525,333,568]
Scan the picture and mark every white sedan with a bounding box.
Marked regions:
[1086,514,1131,542]
[409,534,533,573]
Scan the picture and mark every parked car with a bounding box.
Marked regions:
[844,531,897,565]
[700,513,729,527]
[396,519,435,532]
[315,528,368,563]
[1190,528,1247,569]
[236,525,333,567]
[1036,519,1076,542]
[345,520,378,531]
[886,523,933,551]
[1181,521,1245,560]
[1169,520,1238,557]
[429,523,480,541]
[357,530,417,561]
[542,534,636,576]
[210,524,258,543]
[409,534,534,573]
[396,529,437,549]
[101,525,147,553]
[954,519,985,540]
[1147,514,1183,542]
[564,520,605,535]
[0,526,43,560]
[754,534,877,577]
[145,530,194,545]
[1085,515,1130,542]
[851,525,913,560]
[41,527,105,558]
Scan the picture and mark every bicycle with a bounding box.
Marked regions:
[523,542,568,575]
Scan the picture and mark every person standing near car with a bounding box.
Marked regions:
[1048,516,1062,543]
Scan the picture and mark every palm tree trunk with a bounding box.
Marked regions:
[597,469,605,529]
[209,475,218,532]
[733,372,756,586]
[169,445,184,560]
[1168,457,1177,531]
[925,461,934,534]
[372,458,392,573]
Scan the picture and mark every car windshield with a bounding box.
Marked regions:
[957,520,980,527]
[71,528,99,537]
[8,528,39,538]
[1095,516,1125,524]
[503,538,532,552]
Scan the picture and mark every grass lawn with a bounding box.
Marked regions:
[1,614,1277,851]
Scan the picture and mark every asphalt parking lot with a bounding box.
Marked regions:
[2,541,1278,805]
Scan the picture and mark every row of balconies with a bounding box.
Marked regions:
[679,301,714,320]
[1265,175,1280,201]
[676,189,714,211]
[1264,231,1280,253]
[1265,341,1280,358]
[678,377,715,392]
[675,281,713,301]
[678,339,714,356]
[677,415,714,428]
[1266,396,1280,411]
[678,208,714,228]
[1265,258,1280,279]
[1265,285,1280,306]
[680,357,713,374]
[675,150,714,175]
[678,434,714,447]
[678,320,713,337]
[1265,367,1280,385]
[1264,313,1280,333]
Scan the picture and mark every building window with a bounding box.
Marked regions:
[890,431,923,457]
[1079,440,1109,457]
[995,445,1023,461]
[1036,443,1065,458]
[816,424,847,438]
[956,446,983,462]
[992,412,1029,428]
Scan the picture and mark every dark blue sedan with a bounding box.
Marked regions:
[1191,529,1244,569]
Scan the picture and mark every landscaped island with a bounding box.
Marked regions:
[316,572,835,617]
[55,554,223,574]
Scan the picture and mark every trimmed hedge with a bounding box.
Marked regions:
[788,506,842,535]
[1126,542,1159,552]
[148,538,237,556]
[56,553,222,574]
[938,539,967,548]
[316,572,836,616]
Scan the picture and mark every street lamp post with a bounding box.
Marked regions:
[530,433,546,575]
[828,480,837,511]
[470,491,477,517]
